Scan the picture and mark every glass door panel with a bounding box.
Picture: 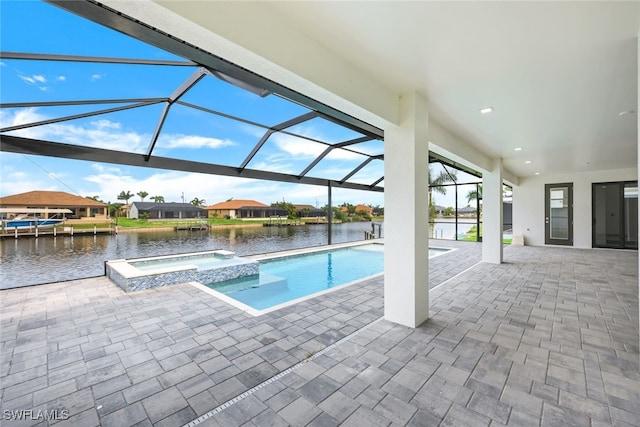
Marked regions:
[592,181,638,249]
[593,183,622,247]
[624,183,638,249]
[545,183,573,246]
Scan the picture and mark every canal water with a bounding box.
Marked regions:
[0,222,382,289]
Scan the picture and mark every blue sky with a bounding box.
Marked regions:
[0,1,385,208]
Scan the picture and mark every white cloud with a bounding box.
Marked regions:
[0,108,242,155]
[18,75,36,84]
[91,163,123,174]
[91,73,105,81]
[91,119,121,130]
[250,159,298,175]
[271,128,364,161]
[0,108,146,152]
[161,134,235,149]
[38,86,49,92]
[60,125,147,152]
[57,75,66,81]
[325,147,366,161]
[18,74,47,85]
[272,133,325,158]
[0,108,44,137]
[0,153,60,197]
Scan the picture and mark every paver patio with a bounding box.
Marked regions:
[1,241,638,426]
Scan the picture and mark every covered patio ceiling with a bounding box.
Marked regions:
[146,1,638,180]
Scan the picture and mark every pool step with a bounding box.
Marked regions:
[211,273,287,294]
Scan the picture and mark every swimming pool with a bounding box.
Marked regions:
[202,243,451,313]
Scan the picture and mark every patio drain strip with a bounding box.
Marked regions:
[183,316,384,427]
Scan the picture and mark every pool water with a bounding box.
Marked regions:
[206,244,450,311]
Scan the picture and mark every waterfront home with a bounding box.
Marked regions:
[129,202,207,220]
[354,204,373,216]
[433,205,446,216]
[339,204,374,217]
[293,204,325,218]
[457,206,477,217]
[0,190,108,220]
[206,199,287,219]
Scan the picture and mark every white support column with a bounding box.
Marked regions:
[482,158,503,264]
[384,92,430,328]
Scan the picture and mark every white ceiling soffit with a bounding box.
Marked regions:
[145,1,638,180]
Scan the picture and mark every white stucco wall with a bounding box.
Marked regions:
[513,168,637,248]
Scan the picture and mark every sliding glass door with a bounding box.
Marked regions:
[592,181,638,249]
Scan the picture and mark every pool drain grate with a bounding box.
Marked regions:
[183,317,383,427]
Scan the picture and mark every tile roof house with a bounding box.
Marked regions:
[354,204,373,215]
[340,204,374,217]
[0,190,108,220]
[205,199,286,219]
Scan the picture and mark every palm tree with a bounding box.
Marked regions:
[151,195,165,203]
[466,184,482,204]
[429,167,456,219]
[191,197,206,207]
[117,190,134,217]
[108,202,123,218]
[137,191,149,202]
[428,167,457,239]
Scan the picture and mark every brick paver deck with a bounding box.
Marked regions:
[1,242,637,426]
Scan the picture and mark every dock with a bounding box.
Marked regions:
[262,216,303,227]
[175,222,210,231]
[262,221,303,227]
[0,226,115,239]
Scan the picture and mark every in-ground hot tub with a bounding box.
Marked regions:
[105,250,258,292]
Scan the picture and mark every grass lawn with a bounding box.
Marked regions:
[115,218,250,227]
[65,218,253,229]
[460,224,512,244]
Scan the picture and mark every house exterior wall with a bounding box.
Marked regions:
[0,204,108,220]
[513,167,637,248]
[237,207,287,218]
[129,204,139,219]
[209,209,235,219]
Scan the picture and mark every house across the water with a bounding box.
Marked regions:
[129,202,207,220]
[205,200,287,219]
[0,190,108,220]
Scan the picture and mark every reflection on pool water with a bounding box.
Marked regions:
[204,243,451,312]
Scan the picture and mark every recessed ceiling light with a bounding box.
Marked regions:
[535,172,540,175]
[479,107,493,114]
[514,147,523,151]
[525,160,532,164]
